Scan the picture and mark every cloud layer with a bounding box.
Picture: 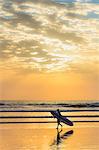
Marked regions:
[0,0,99,73]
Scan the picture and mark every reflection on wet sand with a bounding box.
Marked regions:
[51,129,73,149]
[0,123,99,150]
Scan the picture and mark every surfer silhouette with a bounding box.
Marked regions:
[51,109,73,128]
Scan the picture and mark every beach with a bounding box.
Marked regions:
[0,101,99,150]
[0,123,99,150]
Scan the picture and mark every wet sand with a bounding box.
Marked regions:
[0,123,99,150]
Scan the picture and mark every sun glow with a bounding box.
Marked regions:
[0,0,99,100]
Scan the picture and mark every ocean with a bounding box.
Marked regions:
[0,100,99,150]
[0,100,99,123]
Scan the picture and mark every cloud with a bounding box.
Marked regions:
[0,0,99,73]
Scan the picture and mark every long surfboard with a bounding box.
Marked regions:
[51,110,73,126]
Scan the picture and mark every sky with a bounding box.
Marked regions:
[0,0,99,101]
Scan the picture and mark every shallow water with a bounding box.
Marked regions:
[0,100,99,123]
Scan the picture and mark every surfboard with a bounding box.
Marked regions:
[51,111,73,126]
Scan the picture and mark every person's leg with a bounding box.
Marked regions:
[57,119,63,129]
[60,123,63,128]
[57,119,60,129]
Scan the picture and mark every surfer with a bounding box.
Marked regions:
[51,109,73,128]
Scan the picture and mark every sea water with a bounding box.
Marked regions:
[0,100,99,150]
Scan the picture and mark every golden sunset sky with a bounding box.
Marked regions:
[0,0,99,101]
